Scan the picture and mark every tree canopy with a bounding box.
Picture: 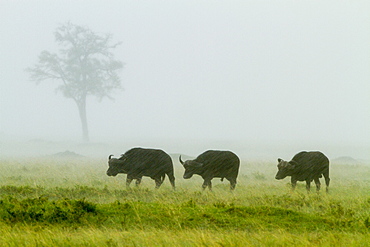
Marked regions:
[27,22,123,141]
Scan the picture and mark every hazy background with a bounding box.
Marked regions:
[1,1,369,160]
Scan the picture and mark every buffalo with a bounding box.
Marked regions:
[179,150,240,190]
[107,147,175,189]
[275,151,330,192]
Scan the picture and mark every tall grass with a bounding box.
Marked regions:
[1,227,369,247]
[0,157,369,246]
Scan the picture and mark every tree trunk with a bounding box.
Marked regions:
[76,98,89,142]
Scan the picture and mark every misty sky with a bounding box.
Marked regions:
[1,1,369,159]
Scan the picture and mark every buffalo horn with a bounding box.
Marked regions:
[109,154,114,160]
[179,155,184,165]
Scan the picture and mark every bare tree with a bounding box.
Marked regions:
[27,22,123,142]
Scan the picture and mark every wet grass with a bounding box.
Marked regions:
[0,157,369,246]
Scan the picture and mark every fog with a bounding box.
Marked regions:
[1,1,369,160]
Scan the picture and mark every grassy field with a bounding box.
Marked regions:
[0,156,369,246]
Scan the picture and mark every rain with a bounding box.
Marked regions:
[0,2,370,245]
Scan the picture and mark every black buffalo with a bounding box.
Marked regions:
[275,151,330,192]
[107,148,175,189]
[179,150,240,190]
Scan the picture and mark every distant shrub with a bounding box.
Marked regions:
[0,185,39,196]
[0,196,100,225]
[252,172,266,180]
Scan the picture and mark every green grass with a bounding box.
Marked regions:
[0,157,369,246]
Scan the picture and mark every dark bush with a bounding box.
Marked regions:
[0,196,99,225]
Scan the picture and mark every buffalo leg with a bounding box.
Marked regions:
[228,178,237,190]
[305,180,311,192]
[135,178,142,187]
[323,170,330,193]
[126,176,133,189]
[202,179,212,191]
[314,177,321,192]
[154,177,164,189]
[208,180,212,191]
[169,176,176,190]
[167,172,176,190]
[291,177,297,191]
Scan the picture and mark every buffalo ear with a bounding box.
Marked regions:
[289,160,298,168]
[119,154,127,161]
[278,158,282,163]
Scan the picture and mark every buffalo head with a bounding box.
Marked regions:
[275,158,297,180]
[179,155,203,179]
[106,154,128,176]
